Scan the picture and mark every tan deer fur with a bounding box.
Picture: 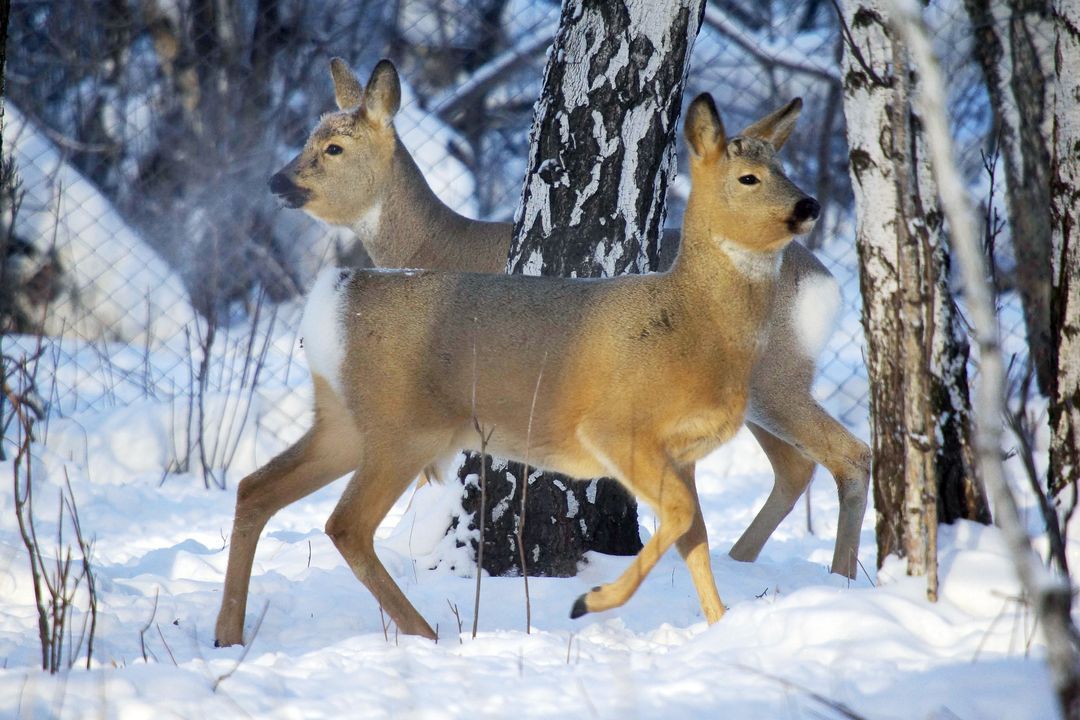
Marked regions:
[215,92,853,646]
[268,58,510,273]
[266,57,871,576]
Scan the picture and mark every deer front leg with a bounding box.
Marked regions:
[324,438,441,640]
[571,438,721,621]
[675,487,725,623]
[215,430,362,645]
[215,377,362,647]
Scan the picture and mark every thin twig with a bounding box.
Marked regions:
[828,0,890,87]
[733,663,869,720]
[471,424,493,640]
[1006,360,1068,574]
[155,624,178,666]
[516,352,548,635]
[139,588,161,663]
[447,600,463,644]
[62,468,97,669]
[856,558,876,588]
[212,602,268,692]
[379,605,390,643]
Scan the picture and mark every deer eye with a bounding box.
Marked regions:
[738,174,759,186]
[325,144,344,156]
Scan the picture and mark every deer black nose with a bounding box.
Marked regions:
[268,172,295,195]
[794,197,820,222]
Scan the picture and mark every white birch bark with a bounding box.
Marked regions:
[1050,0,1080,498]
[840,0,988,591]
[888,2,1080,715]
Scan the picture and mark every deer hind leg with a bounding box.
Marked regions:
[571,436,721,622]
[728,422,816,564]
[215,376,362,647]
[324,431,448,640]
[742,398,871,579]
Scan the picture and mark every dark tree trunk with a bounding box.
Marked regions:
[839,0,989,591]
[963,0,1055,396]
[457,0,705,578]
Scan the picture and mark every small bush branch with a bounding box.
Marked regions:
[8,375,98,673]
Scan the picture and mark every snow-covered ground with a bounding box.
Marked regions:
[0,282,1065,718]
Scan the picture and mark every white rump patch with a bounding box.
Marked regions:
[793,273,842,358]
[300,267,351,393]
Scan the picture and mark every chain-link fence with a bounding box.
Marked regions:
[1,0,1032,482]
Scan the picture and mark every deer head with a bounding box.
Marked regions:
[268,59,402,227]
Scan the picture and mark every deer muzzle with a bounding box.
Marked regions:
[269,172,311,209]
[787,197,820,234]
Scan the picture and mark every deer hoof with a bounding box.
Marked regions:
[570,594,590,619]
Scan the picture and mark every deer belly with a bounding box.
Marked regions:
[665,409,745,464]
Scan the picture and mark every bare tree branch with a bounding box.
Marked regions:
[431,26,555,121]
[704,5,841,85]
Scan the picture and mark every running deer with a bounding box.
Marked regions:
[265,57,871,575]
[215,92,863,646]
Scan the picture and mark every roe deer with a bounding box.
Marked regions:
[267,58,871,573]
[268,58,510,273]
[215,93,840,646]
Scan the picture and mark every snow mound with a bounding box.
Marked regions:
[3,103,195,346]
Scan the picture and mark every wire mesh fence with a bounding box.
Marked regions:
[1,0,1034,481]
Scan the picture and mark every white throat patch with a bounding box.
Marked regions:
[352,203,383,242]
[717,239,782,278]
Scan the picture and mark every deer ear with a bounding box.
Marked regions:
[330,57,363,110]
[740,98,802,151]
[684,93,726,160]
[363,59,401,128]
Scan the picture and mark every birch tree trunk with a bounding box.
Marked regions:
[887,4,1080,714]
[1050,0,1080,499]
[963,0,1055,396]
[457,0,704,578]
[839,0,990,592]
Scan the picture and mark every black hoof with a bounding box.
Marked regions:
[213,639,223,648]
[570,594,590,619]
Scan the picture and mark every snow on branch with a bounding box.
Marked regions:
[702,5,840,85]
[430,24,556,121]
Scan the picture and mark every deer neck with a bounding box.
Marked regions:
[673,208,782,293]
[668,207,783,363]
[351,139,474,269]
